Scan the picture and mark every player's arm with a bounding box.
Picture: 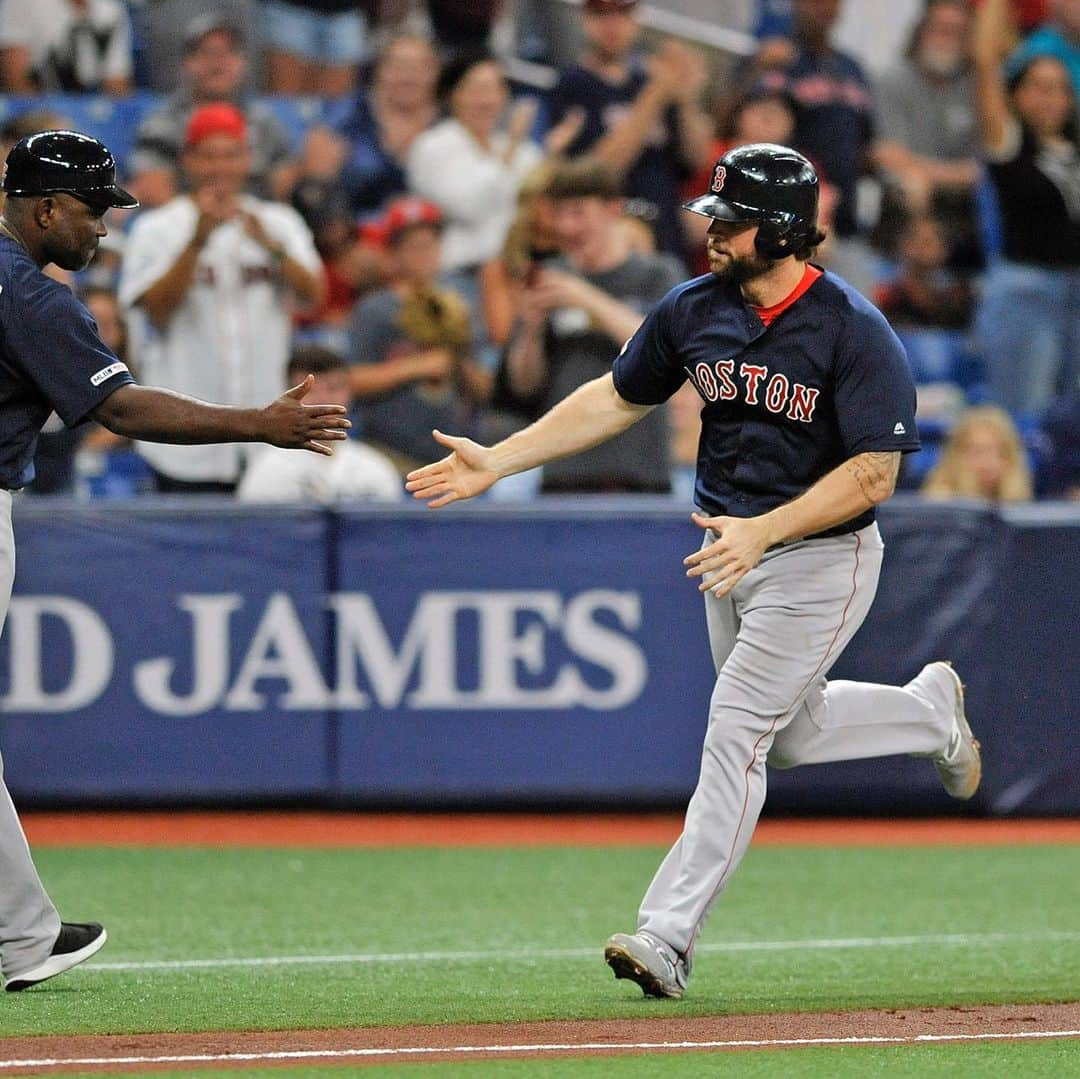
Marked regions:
[406,373,652,507]
[91,377,350,456]
[686,451,901,597]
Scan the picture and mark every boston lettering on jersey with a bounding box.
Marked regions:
[613,267,919,537]
[687,358,821,422]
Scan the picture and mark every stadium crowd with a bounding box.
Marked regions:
[0,0,1076,503]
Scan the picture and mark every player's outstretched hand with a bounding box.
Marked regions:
[684,511,772,598]
[405,430,500,508]
[261,374,351,456]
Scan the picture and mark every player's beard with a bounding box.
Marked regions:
[712,251,774,284]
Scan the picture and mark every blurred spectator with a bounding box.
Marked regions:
[128,14,295,208]
[1037,391,1080,497]
[119,104,324,493]
[347,196,488,470]
[407,51,543,274]
[0,111,68,213]
[873,0,982,259]
[972,0,1080,418]
[425,0,504,59]
[134,0,262,94]
[751,0,874,240]
[262,0,370,96]
[543,0,712,261]
[875,214,974,329]
[293,187,386,329]
[497,157,682,494]
[1010,0,1080,93]
[0,0,133,94]
[298,34,439,221]
[238,345,402,502]
[478,161,559,350]
[921,404,1034,500]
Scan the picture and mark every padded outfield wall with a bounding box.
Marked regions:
[0,497,1076,815]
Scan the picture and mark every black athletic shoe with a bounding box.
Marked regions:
[4,922,107,991]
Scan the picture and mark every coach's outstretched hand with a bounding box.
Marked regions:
[263,374,351,455]
[406,430,500,507]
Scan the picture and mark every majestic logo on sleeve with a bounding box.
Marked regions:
[710,165,727,193]
[90,361,129,387]
[686,360,821,423]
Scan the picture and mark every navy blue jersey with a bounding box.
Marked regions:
[613,267,919,537]
[0,236,134,489]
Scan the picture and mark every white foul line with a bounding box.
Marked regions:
[1,1030,1079,1070]
[87,930,1080,974]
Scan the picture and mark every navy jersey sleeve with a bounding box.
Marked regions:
[611,288,687,406]
[833,302,920,456]
[5,272,134,427]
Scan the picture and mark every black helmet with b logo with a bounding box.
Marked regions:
[2,130,138,211]
[683,143,819,260]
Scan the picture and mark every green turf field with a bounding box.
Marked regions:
[3,842,1077,1042]
[44,1040,1080,1079]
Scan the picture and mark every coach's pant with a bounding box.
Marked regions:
[0,490,61,980]
[636,524,955,963]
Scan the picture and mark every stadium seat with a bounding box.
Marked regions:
[0,92,162,172]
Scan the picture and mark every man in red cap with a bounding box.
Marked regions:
[118,103,326,493]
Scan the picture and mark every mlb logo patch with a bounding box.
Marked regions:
[711,165,727,193]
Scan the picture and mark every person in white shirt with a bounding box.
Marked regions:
[119,103,325,492]
[407,52,543,274]
[0,0,132,94]
[239,345,403,503]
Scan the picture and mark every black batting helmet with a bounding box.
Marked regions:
[683,143,819,260]
[2,130,138,210]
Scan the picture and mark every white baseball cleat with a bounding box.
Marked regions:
[604,931,688,998]
[923,661,982,801]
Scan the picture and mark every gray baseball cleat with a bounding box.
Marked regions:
[604,931,688,998]
[923,661,981,800]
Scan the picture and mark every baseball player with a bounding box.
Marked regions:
[0,130,350,991]
[407,143,982,1000]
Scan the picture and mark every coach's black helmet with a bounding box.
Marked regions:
[2,130,138,211]
[683,143,819,260]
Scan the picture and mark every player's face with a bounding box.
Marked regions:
[705,218,772,283]
[42,194,108,271]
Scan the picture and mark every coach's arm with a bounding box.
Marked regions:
[686,451,901,597]
[406,373,653,507]
[91,378,350,454]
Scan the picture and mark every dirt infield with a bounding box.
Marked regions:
[21,813,1080,848]
[3,1004,1079,1072]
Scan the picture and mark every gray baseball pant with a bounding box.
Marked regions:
[0,490,61,980]
[637,523,955,962]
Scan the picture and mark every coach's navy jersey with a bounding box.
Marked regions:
[613,267,919,537]
[0,236,134,489]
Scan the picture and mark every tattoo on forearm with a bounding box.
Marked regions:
[845,452,900,503]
